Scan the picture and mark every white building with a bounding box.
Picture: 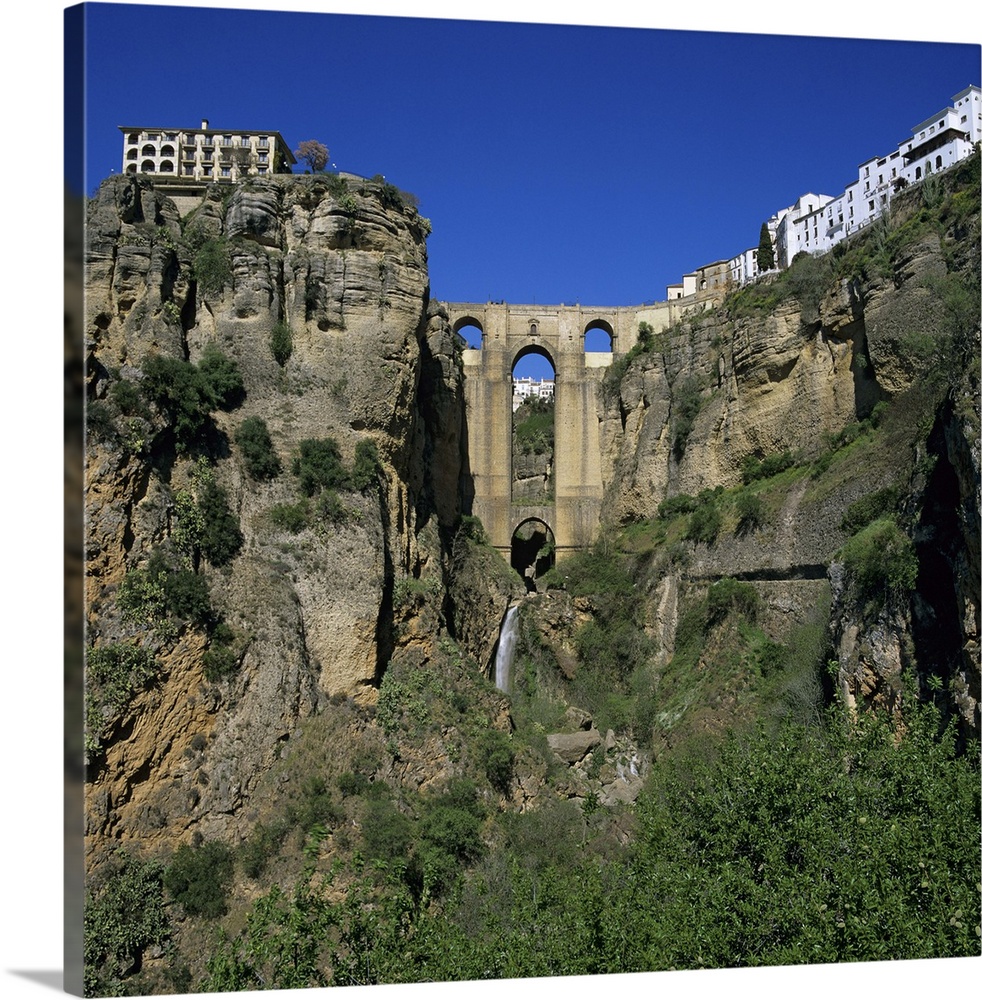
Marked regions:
[512,377,555,411]
[668,85,981,297]
[118,119,296,181]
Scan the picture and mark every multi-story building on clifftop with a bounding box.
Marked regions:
[668,85,982,297]
[118,119,296,182]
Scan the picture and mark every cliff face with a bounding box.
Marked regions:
[84,174,475,858]
[596,169,980,736]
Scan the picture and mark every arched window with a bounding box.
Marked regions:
[935,155,943,170]
[140,160,155,173]
[915,166,922,180]
[141,144,156,157]
[160,144,175,157]
[126,163,137,174]
[159,160,174,173]
[126,149,137,160]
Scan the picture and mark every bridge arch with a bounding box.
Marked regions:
[583,317,615,352]
[512,342,557,373]
[452,315,484,349]
[510,516,555,592]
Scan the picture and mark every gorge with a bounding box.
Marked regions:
[79,156,980,994]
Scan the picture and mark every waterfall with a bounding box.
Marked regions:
[494,605,520,693]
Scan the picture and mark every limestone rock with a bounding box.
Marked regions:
[546,728,601,764]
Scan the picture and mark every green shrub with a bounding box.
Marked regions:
[235,416,281,480]
[735,490,764,533]
[477,730,515,794]
[164,840,234,918]
[193,238,231,294]
[706,577,760,624]
[363,798,413,861]
[741,449,796,484]
[350,438,381,491]
[270,321,293,366]
[658,493,697,519]
[85,643,159,752]
[837,517,918,611]
[841,486,900,534]
[269,500,310,533]
[202,623,241,682]
[84,851,169,996]
[196,477,243,566]
[197,342,245,411]
[286,775,343,833]
[685,498,721,544]
[118,550,213,635]
[239,821,289,879]
[294,437,349,495]
[672,376,703,458]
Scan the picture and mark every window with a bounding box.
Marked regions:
[258,136,269,147]
[165,132,177,141]
[936,155,942,169]
[184,165,194,176]
[258,167,267,175]
[240,137,250,146]
[868,200,874,211]
[222,135,232,145]
[147,132,159,141]
[258,152,268,163]
[221,166,231,177]
[204,166,213,176]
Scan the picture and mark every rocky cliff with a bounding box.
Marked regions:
[594,161,979,738]
[83,173,516,862]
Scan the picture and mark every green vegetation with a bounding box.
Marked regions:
[164,840,235,918]
[234,415,282,480]
[671,375,704,458]
[85,643,159,754]
[192,238,232,294]
[837,517,918,613]
[173,460,243,568]
[270,321,293,366]
[757,221,775,271]
[140,345,244,452]
[513,396,554,456]
[83,851,169,997]
[117,549,214,639]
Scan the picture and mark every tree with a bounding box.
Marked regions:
[757,222,775,271]
[294,139,329,173]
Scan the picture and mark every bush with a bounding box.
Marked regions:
[197,342,245,411]
[193,238,231,295]
[84,851,169,995]
[270,321,293,366]
[293,438,349,495]
[685,498,721,544]
[269,500,310,532]
[741,449,796,484]
[706,577,760,624]
[477,730,515,795]
[202,623,240,682]
[118,550,214,634]
[235,416,281,480]
[840,486,899,534]
[164,840,234,918]
[672,376,703,458]
[85,643,159,752]
[658,493,697,519]
[837,517,918,611]
[196,477,243,567]
[350,438,381,492]
[735,490,764,533]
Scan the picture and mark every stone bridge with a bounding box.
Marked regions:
[447,299,688,566]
